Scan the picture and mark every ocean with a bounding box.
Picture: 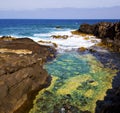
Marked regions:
[0,19,118,52]
[0,19,119,113]
[0,19,118,38]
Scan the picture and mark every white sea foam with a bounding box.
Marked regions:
[34,33,51,37]
[0,30,101,53]
[34,30,101,53]
[33,30,73,37]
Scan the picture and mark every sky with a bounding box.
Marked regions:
[0,0,120,19]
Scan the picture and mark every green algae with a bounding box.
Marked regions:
[29,53,117,113]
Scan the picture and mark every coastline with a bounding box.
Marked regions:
[72,22,120,113]
[0,21,120,113]
[0,37,56,113]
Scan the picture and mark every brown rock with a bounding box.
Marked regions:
[0,36,16,41]
[0,37,56,113]
[78,47,87,52]
[51,35,69,39]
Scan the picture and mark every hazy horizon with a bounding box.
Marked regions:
[0,0,120,19]
[0,6,120,19]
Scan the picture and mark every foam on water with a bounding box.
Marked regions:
[0,30,101,53]
[33,30,72,37]
[34,30,101,53]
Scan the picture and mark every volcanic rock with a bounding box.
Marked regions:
[78,22,120,52]
[0,37,56,113]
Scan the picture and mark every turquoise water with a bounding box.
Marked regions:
[45,52,90,79]
[30,52,117,113]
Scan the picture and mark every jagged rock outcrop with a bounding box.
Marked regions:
[0,37,56,113]
[78,22,120,52]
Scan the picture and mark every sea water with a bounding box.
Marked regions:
[0,19,118,39]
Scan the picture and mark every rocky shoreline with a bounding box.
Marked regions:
[76,22,120,113]
[0,21,120,113]
[0,37,56,113]
[77,22,120,52]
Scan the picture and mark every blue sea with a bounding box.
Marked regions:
[0,19,119,38]
[0,19,119,113]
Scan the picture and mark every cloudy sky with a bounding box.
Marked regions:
[0,0,120,19]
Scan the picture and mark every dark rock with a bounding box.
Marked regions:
[78,23,95,34]
[51,35,69,39]
[0,37,56,113]
[78,22,120,52]
[95,87,120,113]
[55,26,62,29]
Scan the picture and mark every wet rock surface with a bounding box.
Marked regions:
[78,22,120,52]
[0,37,56,113]
[51,35,69,39]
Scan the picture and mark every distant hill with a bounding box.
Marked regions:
[0,6,120,19]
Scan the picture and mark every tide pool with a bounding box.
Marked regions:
[29,53,117,113]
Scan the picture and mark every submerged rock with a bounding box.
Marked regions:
[0,37,56,113]
[51,35,69,39]
[78,47,88,52]
[55,26,62,29]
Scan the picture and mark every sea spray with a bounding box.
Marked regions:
[37,30,101,53]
